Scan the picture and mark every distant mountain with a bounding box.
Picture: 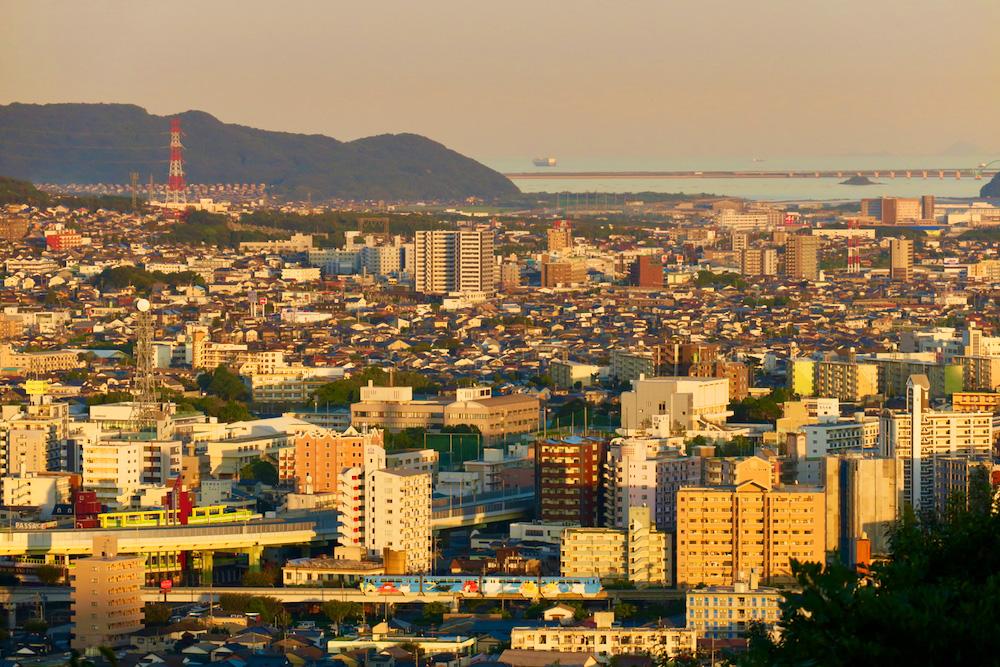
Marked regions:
[0,103,518,201]
[982,172,1000,198]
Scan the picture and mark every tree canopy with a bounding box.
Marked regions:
[741,468,1000,666]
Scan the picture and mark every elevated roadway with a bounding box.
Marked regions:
[0,513,339,558]
[505,168,999,180]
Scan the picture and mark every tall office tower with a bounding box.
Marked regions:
[889,238,914,282]
[547,219,573,253]
[880,375,993,513]
[366,468,432,573]
[536,436,607,526]
[731,232,749,252]
[71,537,144,654]
[921,194,935,221]
[783,234,820,280]
[413,229,496,295]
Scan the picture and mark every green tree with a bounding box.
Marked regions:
[23,618,48,633]
[198,365,249,401]
[421,601,450,626]
[219,593,254,614]
[322,600,362,631]
[143,603,172,627]
[35,564,63,586]
[741,468,1000,666]
[239,459,278,486]
[242,566,279,587]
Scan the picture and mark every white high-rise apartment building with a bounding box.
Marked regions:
[338,442,386,549]
[880,375,993,512]
[413,229,496,295]
[83,440,143,509]
[365,468,432,573]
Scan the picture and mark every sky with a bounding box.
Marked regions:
[2,0,999,167]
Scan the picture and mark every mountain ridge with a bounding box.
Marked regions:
[0,103,518,201]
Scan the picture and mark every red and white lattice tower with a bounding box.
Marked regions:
[847,218,861,273]
[166,118,187,206]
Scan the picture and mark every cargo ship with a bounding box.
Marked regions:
[533,157,558,167]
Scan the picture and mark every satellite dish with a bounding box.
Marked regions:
[136,298,151,312]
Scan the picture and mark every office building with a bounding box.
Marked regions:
[366,468,432,573]
[413,229,496,295]
[536,436,606,526]
[561,507,670,586]
[889,238,914,282]
[352,384,539,445]
[511,612,697,660]
[540,254,588,287]
[620,376,731,434]
[675,477,825,587]
[686,578,783,639]
[879,375,993,513]
[862,197,921,225]
[549,359,600,389]
[71,537,144,654]
[629,255,663,288]
[784,234,820,281]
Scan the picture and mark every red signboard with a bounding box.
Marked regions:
[160,579,173,592]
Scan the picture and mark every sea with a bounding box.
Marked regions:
[487,155,996,202]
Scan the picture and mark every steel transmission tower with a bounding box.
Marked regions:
[166,118,187,206]
[132,298,159,429]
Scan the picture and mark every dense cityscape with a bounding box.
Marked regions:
[3,2,1000,666]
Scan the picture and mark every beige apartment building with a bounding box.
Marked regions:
[0,344,80,374]
[889,238,914,282]
[686,579,783,639]
[813,359,879,402]
[739,248,779,276]
[511,611,697,660]
[955,355,1000,392]
[675,478,825,588]
[783,234,820,281]
[413,229,496,295]
[951,392,1000,413]
[71,537,144,654]
[561,506,670,586]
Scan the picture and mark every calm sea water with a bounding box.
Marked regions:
[489,155,995,201]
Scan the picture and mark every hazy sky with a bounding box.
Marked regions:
[2,0,998,165]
